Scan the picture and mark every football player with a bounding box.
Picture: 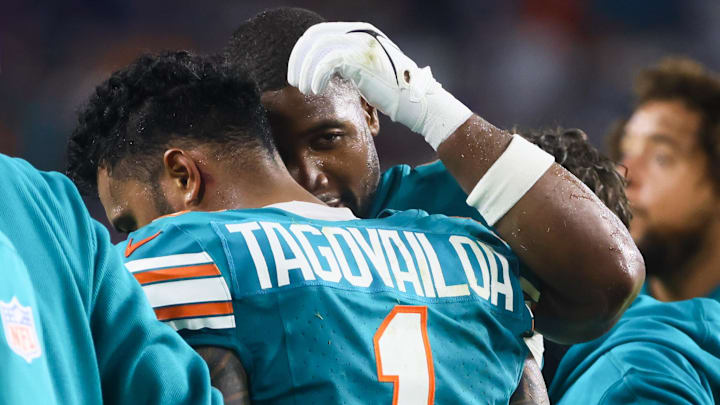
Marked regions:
[609,58,720,302]
[67,51,641,404]
[227,9,643,345]
[229,10,643,397]
[0,153,222,404]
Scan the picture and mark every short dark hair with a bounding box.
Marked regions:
[521,127,632,227]
[225,7,325,92]
[67,51,273,195]
[609,57,720,188]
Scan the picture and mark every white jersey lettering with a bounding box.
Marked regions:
[290,224,342,283]
[226,222,272,289]
[260,222,315,287]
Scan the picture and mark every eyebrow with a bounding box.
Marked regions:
[647,134,681,148]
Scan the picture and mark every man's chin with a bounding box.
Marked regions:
[629,216,648,243]
[638,228,702,279]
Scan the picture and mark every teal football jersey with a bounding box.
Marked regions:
[549,295,720,404]
[368,161,541,303]
[368,161,487,224]
[0,231,57,404]
[0,154,221,404]
[119,201,533,404]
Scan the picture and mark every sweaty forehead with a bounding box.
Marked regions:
[625,100,702,149]
[261,81,362,132]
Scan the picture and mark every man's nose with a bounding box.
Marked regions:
[289,158,330,192]
[621,154,644,195]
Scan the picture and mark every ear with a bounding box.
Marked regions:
[360,96,380,137]
[162,148,204,209]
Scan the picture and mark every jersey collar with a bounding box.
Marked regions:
[264,201,358,221]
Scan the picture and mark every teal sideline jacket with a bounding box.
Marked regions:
[0,231,57,403]
[0,154,222,404]
[550,295,720,404]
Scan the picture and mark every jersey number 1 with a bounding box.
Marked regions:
[373,305,435,405]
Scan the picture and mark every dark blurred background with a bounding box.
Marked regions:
[2,0,718,239]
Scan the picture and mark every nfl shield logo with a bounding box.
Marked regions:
[0,297,41,363]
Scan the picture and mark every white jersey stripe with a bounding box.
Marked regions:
[165,315,236,331]
[125,252,213,273]
[142,276,231,308]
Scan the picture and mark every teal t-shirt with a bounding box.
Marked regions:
[118,202,533,404]
[549,295,720,404]
[368,161,541,301]
[0,231,57,404]
[0,154,222,405]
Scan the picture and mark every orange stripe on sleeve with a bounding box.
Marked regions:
[133,264,221,285]
[154,301,233,321]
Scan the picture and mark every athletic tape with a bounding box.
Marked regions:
[466,135,555,225]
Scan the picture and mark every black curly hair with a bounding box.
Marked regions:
[225,7,325,92]
[520,127,632,227]
[67,51,273,196]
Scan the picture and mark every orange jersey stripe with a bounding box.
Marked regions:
[155,301,233,321]
[133,263,221,285]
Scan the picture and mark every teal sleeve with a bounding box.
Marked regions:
[369,161,488,223]
[0,234,58,404]
[599,369,710,405]
[119,221,254,374]
[90,221,223,405]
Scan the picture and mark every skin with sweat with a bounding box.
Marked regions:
[261,80,380,216]
[97,146,321,234]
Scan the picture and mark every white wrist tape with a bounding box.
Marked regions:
[421,84,474,150]
[466,135,555,225]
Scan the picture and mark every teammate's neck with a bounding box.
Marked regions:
[650,217,720,301]
[196,164,324,212]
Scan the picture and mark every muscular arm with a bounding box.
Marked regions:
[510,355,550,405]
[438,116,645,343]
[288,21,644,344]
[195,347,251,405]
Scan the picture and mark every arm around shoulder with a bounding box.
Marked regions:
[438,117,645,343]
